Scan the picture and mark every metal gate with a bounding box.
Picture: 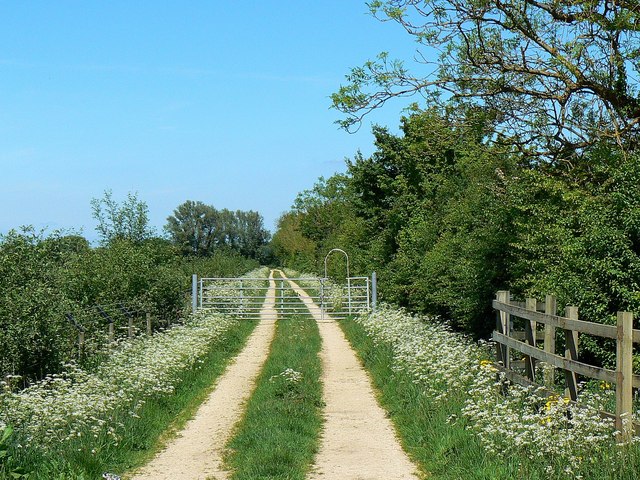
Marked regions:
[195,275,372,320]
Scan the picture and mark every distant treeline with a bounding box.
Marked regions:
[272,107,640,368]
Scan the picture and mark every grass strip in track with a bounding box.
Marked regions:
[224,291,323,480]
[9,317,259,480]
[338,316,520,480]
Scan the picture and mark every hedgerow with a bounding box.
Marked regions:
[0,228,259,383]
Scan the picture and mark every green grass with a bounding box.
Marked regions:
[6,317,259,480]
[338,316,523,480]
[340,316,640,480]
[224,286,323,480]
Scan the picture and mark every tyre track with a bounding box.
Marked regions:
[278,271,420,480]
[129,272,278,480]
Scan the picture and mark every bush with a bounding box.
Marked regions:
[0,229,261,383]
[0,229,76,382]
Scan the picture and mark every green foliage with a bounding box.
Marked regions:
[0,226,260,383]
[165,200,270,259]
[507,149,640,365]
[270,212,317,272]
[181,250,260,279]
[165,200,218,256]
[0,228,76,382]
[273,174,372,279]
[275,108,640,368]
[62,239,179,314]
[275,107,514,335]
[91,190,155,245]
[0,426,29,479]
[353,109,513,333]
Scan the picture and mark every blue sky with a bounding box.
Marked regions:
[0,1,421,241]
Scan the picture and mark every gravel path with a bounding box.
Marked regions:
[279,272,420,480]
[129,273,278,480]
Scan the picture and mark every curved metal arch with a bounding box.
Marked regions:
[324,248,350,279]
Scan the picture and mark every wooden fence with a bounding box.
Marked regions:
[65,305,168,357]
[492,291,638,443]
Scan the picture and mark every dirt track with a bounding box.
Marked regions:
[280,272,420,480]
[130,270,420,479]
[129,273,277,480]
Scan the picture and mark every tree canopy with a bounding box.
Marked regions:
[332,0,640,160]
[165,201,270,259]
[91,190,155,245]
[273,106,640,371]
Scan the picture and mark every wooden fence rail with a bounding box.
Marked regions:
[493,291,637,443]
[66,309,159,357]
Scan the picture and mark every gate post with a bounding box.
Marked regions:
[320,279,325,321]
[240,280,244,318]
[192,274,198,313]
[496,291,511,369]
[371,272,377,312]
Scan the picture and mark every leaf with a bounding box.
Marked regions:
[0,426,13,445]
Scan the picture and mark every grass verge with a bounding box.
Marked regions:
[338,316,520,480]
[3,317,258,480]
[224,289,323,480]
[341,310,640,480]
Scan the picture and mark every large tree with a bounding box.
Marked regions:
[333,0,640,160]
[234,210,271,258]
[165,201,270,259]
[164,200,220,256]
[270,211,317,270]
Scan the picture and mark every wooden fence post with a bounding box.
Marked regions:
[96,305,115,343]
[616,311,633,444]
[97,306,115,343]
[146,313,152,336]
[119,304,134,338]
[192,274,198,313]
[496,291,510,368]
[564,306,579,401]
[524,297,537,381]
[240,279,244,318]
[371,272,377,312]
[66,313,85,358]
[544,295,557,388]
